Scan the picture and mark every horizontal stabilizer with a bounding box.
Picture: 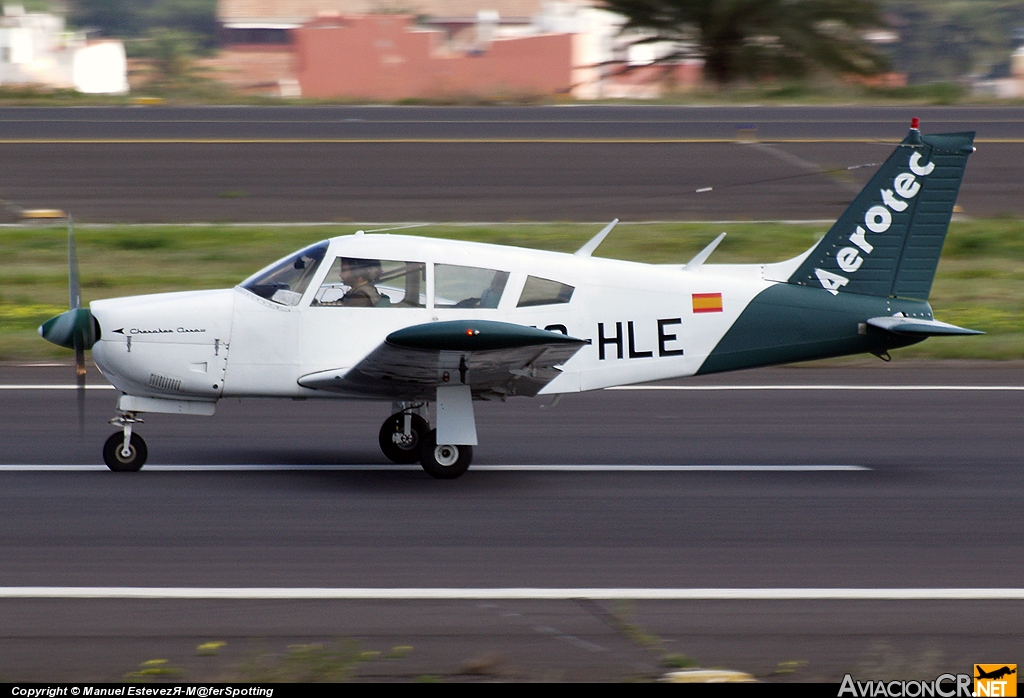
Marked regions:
[866,316,983,336]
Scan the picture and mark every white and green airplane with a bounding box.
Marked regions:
[41,120,980,478]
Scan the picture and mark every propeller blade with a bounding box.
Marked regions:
[40,215,99,350]
[38,213,98,435]
[76,343,86,436]
[68,214,81,310]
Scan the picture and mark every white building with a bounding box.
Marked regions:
[0,4,128,94]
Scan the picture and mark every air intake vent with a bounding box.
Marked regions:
[148,373,181,393]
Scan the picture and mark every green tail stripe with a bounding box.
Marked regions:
[696,285,931,375]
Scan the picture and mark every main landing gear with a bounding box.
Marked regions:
[418,429,472,479]
[103,412,147,472]
[378,411,429,464]
[379,404,473,479]
[100,405,472,478]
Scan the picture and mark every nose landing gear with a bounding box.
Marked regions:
[103,412,147,472]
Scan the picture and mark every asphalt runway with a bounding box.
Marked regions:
[0,106,1021,221]
[2,105,1023,139]
[1,363,1022,680]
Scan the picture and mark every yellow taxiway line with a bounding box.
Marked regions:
[0,586,1020,599]
[0,137,795,144]
[0,137,1019,144]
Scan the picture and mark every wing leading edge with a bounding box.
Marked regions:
[298,320,589,400]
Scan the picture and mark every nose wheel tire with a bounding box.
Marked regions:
[379,413,429,464]
[419,429,472,479]
[103,432,148,472]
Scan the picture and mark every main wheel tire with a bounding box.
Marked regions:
[419,429,472,479]
[103,432,148,472]
[379,413,429,464]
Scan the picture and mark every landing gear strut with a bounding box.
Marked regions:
[103,412,147,472]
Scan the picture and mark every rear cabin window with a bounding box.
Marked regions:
[517,276,575,307]
[312,257,426,308]
[434,264,509,308]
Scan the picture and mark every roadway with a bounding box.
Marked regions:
[1,362,1022,681]
[0,106,1021,221]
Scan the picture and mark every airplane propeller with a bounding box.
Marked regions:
[38,216,98,434]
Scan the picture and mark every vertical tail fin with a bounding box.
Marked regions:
[788,122,975,300]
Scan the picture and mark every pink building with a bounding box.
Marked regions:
[294,14,572,100]
[211,1,702,99]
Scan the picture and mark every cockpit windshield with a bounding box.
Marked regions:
[240,241,328,306]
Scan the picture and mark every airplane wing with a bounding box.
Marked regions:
[298,320,589,400]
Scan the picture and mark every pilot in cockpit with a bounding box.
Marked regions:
[339,257,383,307]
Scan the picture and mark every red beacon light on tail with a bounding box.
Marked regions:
[911,117,920,130]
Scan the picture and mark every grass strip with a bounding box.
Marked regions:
[2,220,1021,361]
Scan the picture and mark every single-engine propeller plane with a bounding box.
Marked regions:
[40,120,980,478]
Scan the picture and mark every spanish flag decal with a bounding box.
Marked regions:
[692,292,723,313]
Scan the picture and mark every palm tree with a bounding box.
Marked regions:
[601,0,890,85]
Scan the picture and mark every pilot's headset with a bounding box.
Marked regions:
[343,258,382,281]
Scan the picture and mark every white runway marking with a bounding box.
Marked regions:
[76,219,839,227]
[0,464,868,472]
[0,588,1020,600]
[0,384,116,390]
[3,384,1023,392]
[607,385,1024,391]
[0,220,837,230]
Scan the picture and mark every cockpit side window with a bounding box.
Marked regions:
[434,264,509,309]
[312,258,426,308]
[517,275,575,307]
[241,242,328,306]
